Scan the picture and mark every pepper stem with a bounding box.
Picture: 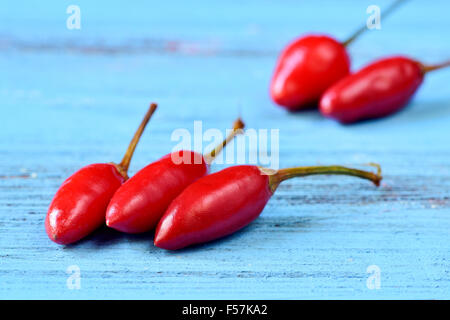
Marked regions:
[421,60,450,74]
[204,118,245,165]
[342,0,408,47]
[115,103,157,179]
[267,163,382,193]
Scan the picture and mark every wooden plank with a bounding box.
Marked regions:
[0,0,449,299]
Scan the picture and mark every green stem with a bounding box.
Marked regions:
[204,118,245,164]
[342,0,408,47]
[115,103,157,179]
[268,164,382,193]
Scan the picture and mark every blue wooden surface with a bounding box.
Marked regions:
[1,0,450,299]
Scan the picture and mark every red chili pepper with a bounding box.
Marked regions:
[105,118,245,234]
[45,103,157,245]
[319,57,450,123]
[154,164,382,250]
[270,35,350,111]
[270,0,406,111]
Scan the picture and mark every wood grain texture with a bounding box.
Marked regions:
[0,0,449,299]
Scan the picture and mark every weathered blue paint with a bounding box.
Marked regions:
[0,0,449,299]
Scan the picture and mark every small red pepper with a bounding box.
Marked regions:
[270,0,406,111]
[270,35,350,110]
[105,118,245,234]
[154,164,382,250]
[45,103,157,244]
[319,57,450,123]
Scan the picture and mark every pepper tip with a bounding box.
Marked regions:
[233,118,245,131]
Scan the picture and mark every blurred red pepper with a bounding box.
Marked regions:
[320,56,450,123]
[270,0,407,111]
